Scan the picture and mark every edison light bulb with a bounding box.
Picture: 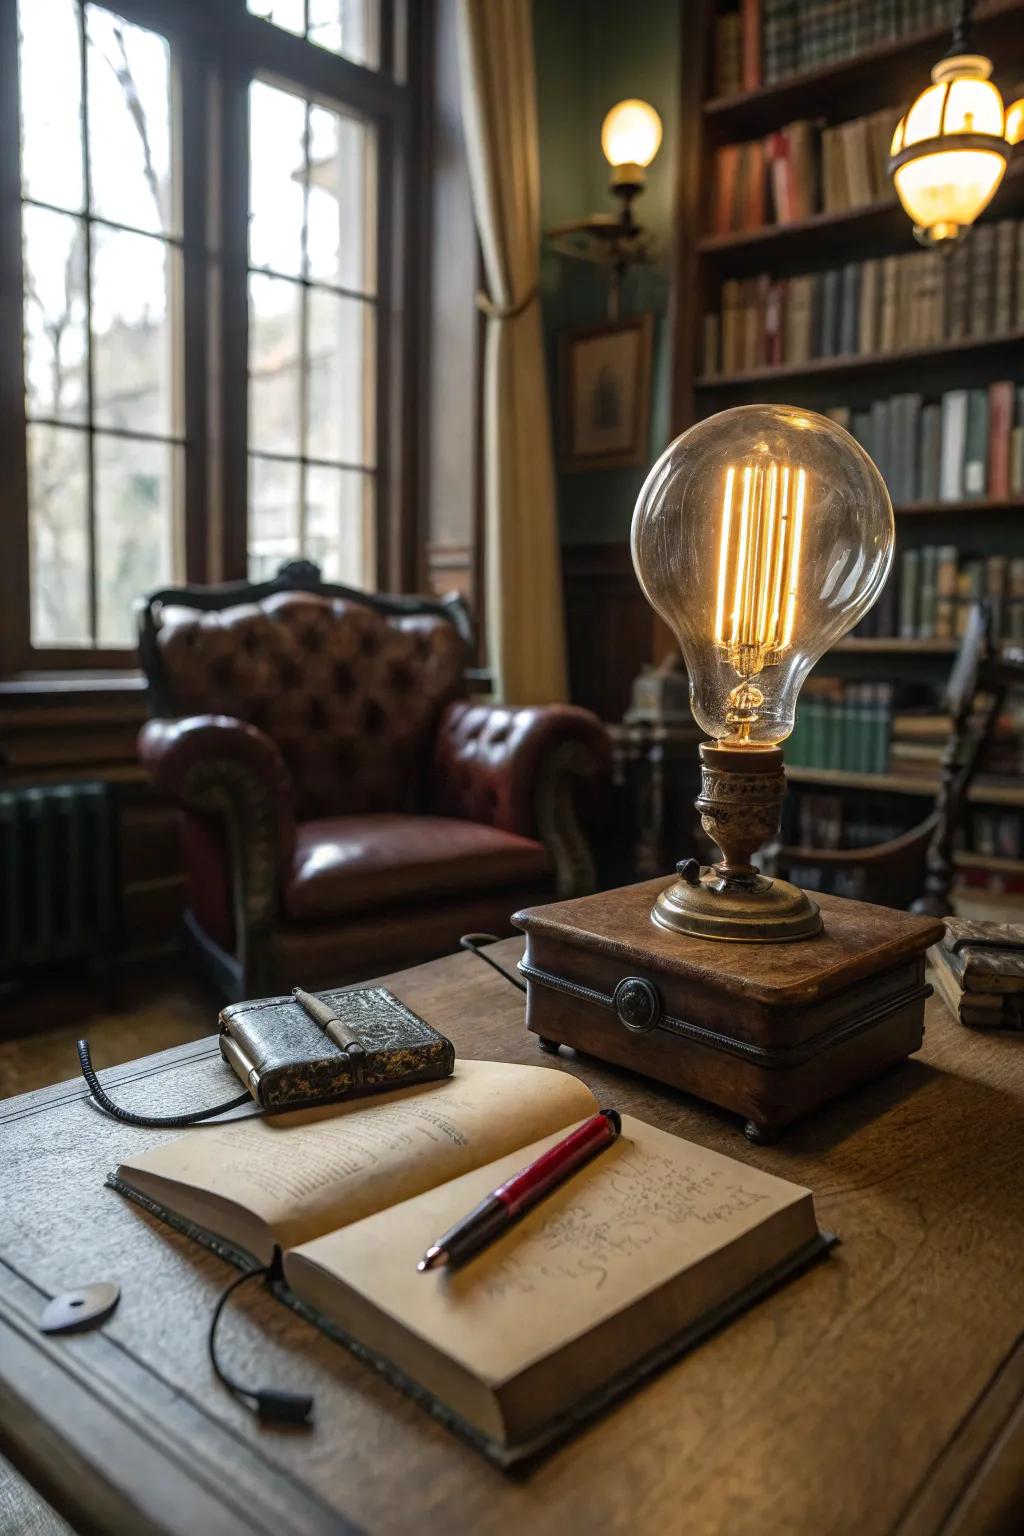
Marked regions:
[601,99,663,184]
[631,405,894,750]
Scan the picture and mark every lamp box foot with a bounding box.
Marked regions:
[513,879,944,1140]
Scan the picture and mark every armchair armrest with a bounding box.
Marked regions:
[139,716,296,993]
[432,701,611,896]
[139,715,296,864]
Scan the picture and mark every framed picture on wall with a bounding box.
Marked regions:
[559,313,654,472]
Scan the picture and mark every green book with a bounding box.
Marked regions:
[900,548,921,638]
[875,684,892,775]
[806,698,825,769]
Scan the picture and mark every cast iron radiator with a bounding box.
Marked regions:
[0,781,118,973]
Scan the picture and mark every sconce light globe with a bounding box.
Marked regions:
[601,99,663,186]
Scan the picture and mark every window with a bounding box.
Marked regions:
[1,0,420,675]
[19,0,181,649]
[247,80,377,585]
[247,0,380,68]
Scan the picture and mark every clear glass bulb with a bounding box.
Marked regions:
[631,404,894,748]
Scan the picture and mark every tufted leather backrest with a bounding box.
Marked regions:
[153,591,467,820]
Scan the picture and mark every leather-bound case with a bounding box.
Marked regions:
[218,987,455,1111]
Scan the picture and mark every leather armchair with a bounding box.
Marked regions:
[137,563,610,998]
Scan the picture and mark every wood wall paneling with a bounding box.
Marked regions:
[563,543,656,721]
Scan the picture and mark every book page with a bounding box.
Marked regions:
[287,1116,816,1387]
[116,1060,597,1253]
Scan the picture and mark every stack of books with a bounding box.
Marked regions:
[710,106,900,233]
[888,709,948,773]
[703,220,1024,373]
[786,680,892,771]
[827,385,1024,506]
[930,919,1024,1029]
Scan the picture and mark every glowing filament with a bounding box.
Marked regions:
[714,461,806,677]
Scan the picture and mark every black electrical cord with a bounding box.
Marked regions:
[77,1038,262,1128]
[208,1260,314,1424]
[458,933,527,993]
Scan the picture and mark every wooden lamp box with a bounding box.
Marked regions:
[513,880,944,1142]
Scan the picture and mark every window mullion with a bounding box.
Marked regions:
[77,0,99,648]
[298,97,311,557]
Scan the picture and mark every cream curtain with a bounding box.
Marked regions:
[456,0,568,704]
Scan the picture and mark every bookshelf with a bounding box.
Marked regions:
[785,766,1024,805]
[695,329,1024,389]
[671,0,1024,904]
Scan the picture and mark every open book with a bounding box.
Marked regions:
[112,1060,831,1463]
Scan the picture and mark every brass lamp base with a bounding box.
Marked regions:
[653,867,820,942]
[654,741,822,944]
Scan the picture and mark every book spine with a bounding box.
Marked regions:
[919,402,942,503]
[968,224,996,339]
[742,0,764,89]
[987,380,1014,501]
[934,544,959,639]
[919,545,938,639]
[963,388,988,499]
[940,390,968,502]
[900,548,920,639]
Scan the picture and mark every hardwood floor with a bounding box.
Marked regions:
[0,958,219,1099]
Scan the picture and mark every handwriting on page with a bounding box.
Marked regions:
[202,1095,475,1205]
[480,1151,770,1297]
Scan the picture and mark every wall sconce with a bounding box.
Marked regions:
[888,0,1018,246]
[547,98,662,319]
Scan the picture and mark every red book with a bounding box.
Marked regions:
[742,0,763,91]
[713,144,740,234]
[744,140,766,229]
[988,380,1014,500]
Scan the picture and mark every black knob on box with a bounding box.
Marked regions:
[613,977,662,1034]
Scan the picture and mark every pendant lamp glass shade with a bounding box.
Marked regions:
[1006,97,1024,146]
[889,54,1009,244]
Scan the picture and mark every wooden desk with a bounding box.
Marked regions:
[1,941,1022,1536]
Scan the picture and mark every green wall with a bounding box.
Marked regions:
[534,0,681,547]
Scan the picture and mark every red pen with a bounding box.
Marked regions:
[416,1108,621,1272]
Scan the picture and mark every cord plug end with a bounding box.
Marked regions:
[254,1388,314,1424]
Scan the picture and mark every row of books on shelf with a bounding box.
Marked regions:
[702,219,1024,375]
[853,547,1024,641]
[789,687,1024,771]
[786,681,893,771]
[710,107,900,233]
[781,793,1024,861]
[968,808,1024,861]
[780,792,907,850]
[827,385,1024,505]
[786,792,1024,878]
[713,0,957,95]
